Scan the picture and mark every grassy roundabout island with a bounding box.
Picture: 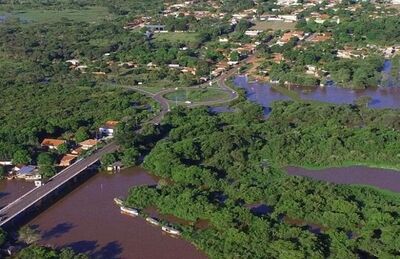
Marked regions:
[163,88,232,104]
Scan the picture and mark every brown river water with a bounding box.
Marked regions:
[23,167,206,259]
[0,180,35,210]
[286,166,400,193]
[2,166,400,258]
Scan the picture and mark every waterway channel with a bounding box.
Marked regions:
[233,75,400,111]
[23,167,205,259]
[287,166,400,193]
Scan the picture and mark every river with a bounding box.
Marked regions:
[24,167,205,259]
[233,75,400,111]
[286,166,400,193]
[0,180,35,210]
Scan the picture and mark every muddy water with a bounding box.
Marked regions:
[234,76,290,114]
[234,75,400,109]
[286,166,400,193]
[27,167,206,259]
[0,180,35,209]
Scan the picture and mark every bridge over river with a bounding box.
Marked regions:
[0,143,118,229]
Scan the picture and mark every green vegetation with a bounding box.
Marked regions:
[154,32,202,44]
[18,226,41,245]
[124,99,400,258]
[164,88,231,103]
[0,7,113,24]
[17,246,87,259]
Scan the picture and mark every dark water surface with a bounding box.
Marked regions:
[234,75,400,110]
[27,167,206,259]
[287,166,400,193]
[0,180,35,209]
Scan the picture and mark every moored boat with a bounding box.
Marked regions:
[145,217,160,226]
[162,226,181,236]
[113,197,124,206]
[120,206,139,216]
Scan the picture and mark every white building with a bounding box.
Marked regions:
[245,30,262,37]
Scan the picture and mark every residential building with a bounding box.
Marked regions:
[59,154,77,167]
[41,139,66,150]
[277,31,305,45]
[99,121,119,137]
[79,139,98,150]
[245,30,262,37]
[16,165,38,179]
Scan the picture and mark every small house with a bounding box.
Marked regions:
[99,121,119,137]
[59,154,77,167]
[71,147,83,156]
[41,139,66,150]
[79,139,98,150]
[16,165,38,179]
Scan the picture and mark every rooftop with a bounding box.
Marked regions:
[41,138,66,147]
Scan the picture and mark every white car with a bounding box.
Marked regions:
[185,101,192,104]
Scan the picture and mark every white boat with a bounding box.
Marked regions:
[113,197,124,206]
[145,217,160,226]
[120,206,139,216]
[162,226,181,235]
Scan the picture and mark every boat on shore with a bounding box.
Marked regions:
[162,226,181,236]
[120,206,139,217]
[145,217,160,226]
[113,197,124,206]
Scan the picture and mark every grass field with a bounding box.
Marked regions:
[154,32,202,44]
[251,21,297,31]
[0,6,113,24]
[164,88,231,103]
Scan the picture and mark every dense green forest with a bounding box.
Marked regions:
[124,100,400,258]
[0,6,230,160]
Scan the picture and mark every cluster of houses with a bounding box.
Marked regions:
[272,30,331,46]
[167,64,197,75]
[210,43,256,77]
[2,120,119,182]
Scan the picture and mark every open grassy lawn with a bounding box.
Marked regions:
[164,88,231,103]
[154,32,202,44]
[0,6,113,24]
[252,21,297,31]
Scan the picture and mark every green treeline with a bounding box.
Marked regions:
[125,100,400,258]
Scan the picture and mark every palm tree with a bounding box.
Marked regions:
[18,226,40,245]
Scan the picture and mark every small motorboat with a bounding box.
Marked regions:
[113,197,124,206]
[162,226,181,236]
[120,206,139,217]
[145,217,160,226]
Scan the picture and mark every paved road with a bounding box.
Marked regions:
[128,55,253,109]
[0,142,118,227]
